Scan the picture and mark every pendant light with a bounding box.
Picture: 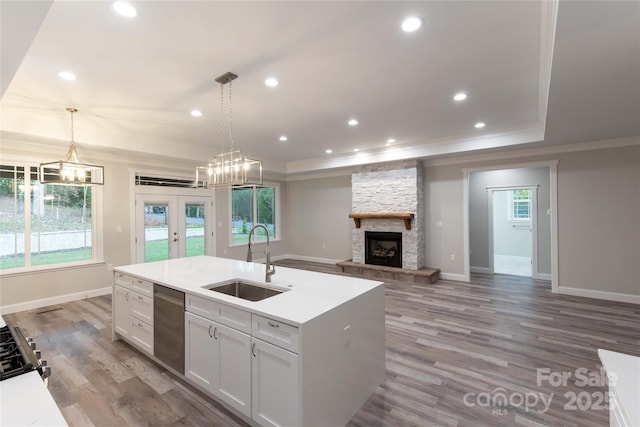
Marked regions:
[196,72,262,188]
[39,108,104,185]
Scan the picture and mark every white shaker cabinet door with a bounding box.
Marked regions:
[216,323,251,417]
[185,312,216,393]
[251,338,299,427]
[114,285,131,338]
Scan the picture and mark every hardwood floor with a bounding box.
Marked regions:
[4,261,639,426]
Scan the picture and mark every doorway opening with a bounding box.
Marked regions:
[490,188,534,277]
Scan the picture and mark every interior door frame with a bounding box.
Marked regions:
[463,160,558,293]
[487,186,538,278]
[130,172,215,264]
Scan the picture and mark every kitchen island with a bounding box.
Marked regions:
[113,256,385,427]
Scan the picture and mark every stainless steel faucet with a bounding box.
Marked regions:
[246,224,276,282]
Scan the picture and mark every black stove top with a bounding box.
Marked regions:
[0,325,45,381]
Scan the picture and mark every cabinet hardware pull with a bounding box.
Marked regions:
[213,327,218,340]
[268,321,279,328]
[208,325,213,338]
[252,342,256,357]
[126,292,129,301]
[138,295,143,300]
[138,322,142,327]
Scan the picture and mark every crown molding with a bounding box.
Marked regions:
[423,135,640,167]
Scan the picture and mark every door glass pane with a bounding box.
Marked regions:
[145,203,169,262]
[0,165,25,269]
[185,203,205,257]
[232,188,254,245]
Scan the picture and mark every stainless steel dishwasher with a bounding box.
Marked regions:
[153,284,185,374]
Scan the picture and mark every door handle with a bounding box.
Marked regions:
[252,342,256,357]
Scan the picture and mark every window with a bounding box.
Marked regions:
[0,164,99,271]
[231,184,278,245]
[509,189,531,220]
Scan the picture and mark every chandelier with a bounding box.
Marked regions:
[39,107,104,185]
[196,72,263,188]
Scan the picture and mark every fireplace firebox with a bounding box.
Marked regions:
[365,231,402,268]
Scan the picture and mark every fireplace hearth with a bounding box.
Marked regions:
[365,231,402,268]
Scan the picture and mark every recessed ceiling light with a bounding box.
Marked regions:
[353,148,359,152]
[57,71,77,81]
[325,149,333,154]
[474,122,486,129]
[402,16,423,32]
[191,110,202,117]
[454,92,467,101]
[386,138,396,144]
[279,135,288,141]
[112,2,137,18]
[265,78,279,87]
[348,119,358,126]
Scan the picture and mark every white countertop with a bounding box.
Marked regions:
[0,316,68,426]
[598,349,640,427]
[114,256,384,325]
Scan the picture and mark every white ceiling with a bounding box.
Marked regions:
[1,1,638,175]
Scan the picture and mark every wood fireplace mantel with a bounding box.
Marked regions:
[349,213,415,230]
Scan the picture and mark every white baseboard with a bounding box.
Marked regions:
[440,272,468,282]
[535,272,552,281]
[0,287,112,315]
[558,286,640,305]
[471,266,491,274]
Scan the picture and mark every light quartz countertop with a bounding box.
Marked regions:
[114,255,385,325]
[598,349,640,427]
[0,315,68,426]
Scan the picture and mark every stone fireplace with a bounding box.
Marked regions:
[351,160,425,270]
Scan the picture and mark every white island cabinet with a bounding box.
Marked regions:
[113,272,154,354]
[113,255,386,427]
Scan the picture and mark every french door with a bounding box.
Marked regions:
[135,194,214,263]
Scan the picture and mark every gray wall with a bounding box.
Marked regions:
[469,167,550,274]
[492,190,532,258]
[424,144,640,296]
[285,174,352,262]
[1,142,638,310]
[0,160,132,308]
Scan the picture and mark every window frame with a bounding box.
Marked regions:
[229,182,281,247]
[0,161,104,276]
[507,189,532,221]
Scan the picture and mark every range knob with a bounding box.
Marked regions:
[41,359,48,367]
[26,337,33,343]
[29,341,36,351]
[34,349,42,360]
[42,366,52,379]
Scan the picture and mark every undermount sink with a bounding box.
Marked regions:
[203,279,287,301]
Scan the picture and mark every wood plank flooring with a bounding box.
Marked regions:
[3,261,639,426]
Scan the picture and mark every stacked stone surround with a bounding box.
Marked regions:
[351,160,425,270]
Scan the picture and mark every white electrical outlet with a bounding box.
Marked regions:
[450,254,455,261]
[107,263,113,270]
[436,221,443,227]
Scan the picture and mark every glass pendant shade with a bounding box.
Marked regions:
[196,150,262,188]
[39,108,104,185]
